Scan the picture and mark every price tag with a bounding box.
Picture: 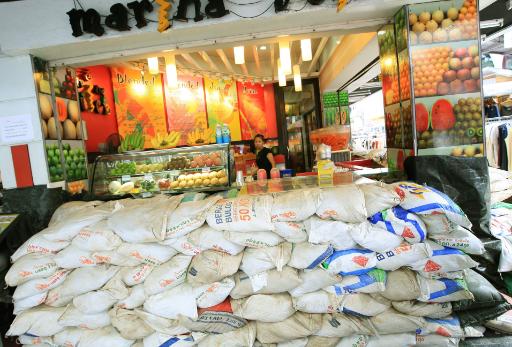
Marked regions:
[121,175,131,183]
[202,167,211,173]
[144,174,153,181]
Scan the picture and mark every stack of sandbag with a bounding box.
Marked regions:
[489,167,512,204]
[5,181,503,347]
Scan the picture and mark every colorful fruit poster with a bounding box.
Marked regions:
[237,81,277,140]
[164,75,208,146]
[111,66,168,148]
[377,24,400,107]
[204,77,241,142]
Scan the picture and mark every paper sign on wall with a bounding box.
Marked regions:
[0,114,35,145]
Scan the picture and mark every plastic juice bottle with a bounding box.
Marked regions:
[222,123,231,143]
[216,124,223,144]
[317,145,334,187]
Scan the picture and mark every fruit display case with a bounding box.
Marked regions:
[91,143,233,196]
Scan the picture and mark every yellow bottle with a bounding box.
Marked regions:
[317,145,334,187]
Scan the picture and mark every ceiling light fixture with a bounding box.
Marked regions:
[165,55,178,89]
[300,39,312,61]
[278,58,286,87]
[279,41,292,75]
[234,46,245,65]
[259,45,267,50]
[147,57,159,75]
[293,64,302,92]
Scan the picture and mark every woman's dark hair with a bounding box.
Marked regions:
[254,134,266,142]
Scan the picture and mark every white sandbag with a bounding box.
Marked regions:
[272,189,320,222]
[392,301,452,319]
[416,270,465,281]
[117,242,177,266]
[323,269,386,295]
[11,234,69,262]
[321,249,377,276]
[13,270,69,301]
[17,335,53,346]
[289,268,340,297]
[224,230,284,248]
[231,293,295,322]
[349,222,404,252]
[194,277,235,308]
[58,305,110,329]
[394,182,471,228]
[41,206,110,242]
[428,227,485,255]
[134,309,189,336]
[273,221,308,243]
[369,206,427,243]
[198,321,257,347]
[71,220,122,251]
[144,254,192,296]
[256,312,322,344]
[293,291,389,316]
[45,265,119,306]
[187,250,243,285]
[411,241,478,274]
[370,309,426,334]
[231,267,302,299]
[79,326,134,347]
[375,242,432,271]
[416,334,460,347]
[166,195,221,239]
[418,316,464,338]
[144,332,206,347]
[304,217,357,250]
[53,327,86,347]
[381,269,421,301]
[175,224,245,255]
[359,182,401,216]
[316,185,367,223]
[417,276,474,303]
[49,201,104,226]
[92,249,142,267]
[366,333,416,347]
[206,195,274,232]
[162,235,202,256]
[178,308,247,334]
[6,306,66,336]
[117,284,146,309]
[109,307,154,340]
[54,245,96,268]
[307,336,341,347]
[315,313,373,338]
[6,253,58,286]
[240,243,292,276]
[108,195,181,243]
[288,242,333,270]
[336,335,367,347]
[144,284,198,320]
[73,290,117,314]
[102,271,130,301]
[278,337,308,347]
[337,292,392,317]
[120,264,155,287]
[420,214,458,235]
[13,292,47,315]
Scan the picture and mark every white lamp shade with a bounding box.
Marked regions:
[293,64,302,92]
[301,39,312,61]
[165,55,178,88]
[279,41,292,75]
[234,46,245,65]
[147,57,159,75]
[278,59,286,87]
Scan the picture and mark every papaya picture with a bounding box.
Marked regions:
[431,98,455,131]
[415,103,429,132]
[55,97,68,122]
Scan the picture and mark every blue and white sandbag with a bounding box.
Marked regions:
[321,249,377,276]
[288,242,334,270]
[393,182,471,229]
[368,206,427,243]
[304,216,357,250]
[417,275,474,303]
[350,222,404,252]
[411,241,478,274]
[323,269,387,295]
[375,243,432,271]
[428,226,485,255]
[418,316,464,339]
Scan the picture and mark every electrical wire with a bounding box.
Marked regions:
[230,1,274,18]
[226,0,265,6]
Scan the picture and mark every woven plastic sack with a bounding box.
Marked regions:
[194,277,235,308]
[13,292,47,315]
[375,242,432,271]
[256,312,322,344]
[120,264,154,287]
[73,290,117,314]
[78,326,134,347]
[289,268,340,297]
[359,182,402,216]
[206,195,274,232]
[420,214,458,235]
[240,243,292,276]
[369,206,427,244]
[304,217,357,250]
[117,243,177,266]
[143,332,206,347]
[54,245,96,269]
[273,222,308,243]
[58,305,111,329]
[314,313,373,338]
[231,266,302,299]
[428,226,485,255]
[6,306,66,337]
[336,335,368,347]
[17,335,54,346]
[144,254,192,296]
[178,300,246,334]
[231,293,295,322]
[49,200,104,226]
[53,327,86,347]
[380,269,421,301]
[366,333,416,347]
[117,284,146,310]
[134,309,188,336]
[418,316,464,338]
[417,276,474,303]
[392,300,452,319]
[306,336,340,347]
[188,250,243,285]
[349,222,404,252]
[293,291,389,316]
[6,253,58,287]
[13,269,69,301]
[144,284,198,320]
[288,242,333,270]
[323,269,387,295]
[198,321,256,347]
[394,182,471,228]
[224,230,284,248]
[71,220,122,252]
[416,334,460,347]
[11,234,69,263]
[109,307,154,340]
[272,189,320,222]
[321,249,377,276]
[369,309,426,334]
[316,185,367,223]
[411,241,478,274]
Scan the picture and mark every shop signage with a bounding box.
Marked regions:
[0,114,35,145]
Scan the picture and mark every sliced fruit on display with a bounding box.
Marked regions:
[431,99,455,131]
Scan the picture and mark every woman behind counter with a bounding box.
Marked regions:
[251,134,275,178]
